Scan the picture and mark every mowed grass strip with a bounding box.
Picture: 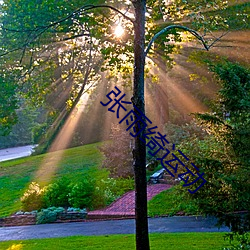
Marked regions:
[0,233,230,250]
[148,186,200,217]
[0,142,103,217]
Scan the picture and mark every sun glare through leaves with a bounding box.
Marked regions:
[114,24,125,38]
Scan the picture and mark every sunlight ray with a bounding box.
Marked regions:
[35,92,90,184]
[146,58,208,124]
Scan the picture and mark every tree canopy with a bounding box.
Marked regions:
[1,0,248,134]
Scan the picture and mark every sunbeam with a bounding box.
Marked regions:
[146,54,210,125]
[35,92,90,184]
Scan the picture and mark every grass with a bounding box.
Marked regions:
[0,140,199,218]
[0,233,231,250]
[148,185,200,217]
[0,142,104,217]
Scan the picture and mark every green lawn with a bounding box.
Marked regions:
[0,141,200,218]
[148,185,200,217]
[0,233,230,250]
[0,143,104,217]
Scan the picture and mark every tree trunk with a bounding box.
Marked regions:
[132,1,150,250]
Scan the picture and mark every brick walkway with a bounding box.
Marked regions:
[88,184,171,219]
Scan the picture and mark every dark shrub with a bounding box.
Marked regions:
[43,177,71,208]
[68,180,94,209]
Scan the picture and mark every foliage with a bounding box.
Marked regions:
[93,177,134,208]
[32,123,48,144]
[19,164,133,212]
[113,177,135,197]
[0,75,18,136]
[67,207,86,213]
[0,0,105,143]
[223,232,250,250]
[179,61,250,233]
[207,2,250,30]
[0,104,45,149]
[43,177,71,208]
[0,0,241,134]
[99,124,133,178]
[164,120,207,145]
[36,206,64,224]
[24,178,94,211]
[20,182,45,212]
[68,179,94,209]
[92,177,118,208]
[145,120,207,173]
[31,109,57,146]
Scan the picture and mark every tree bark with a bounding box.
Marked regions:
[132,1,150,250]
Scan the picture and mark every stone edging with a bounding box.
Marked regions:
[0,212,87,227]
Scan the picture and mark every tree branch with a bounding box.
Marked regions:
[83,5,134,23]
[54,33,91,43]
[205,30,230,49]
[1,4,134,33]
[145,25,210,56]
[0,4,134,57]
[36,4,134,31]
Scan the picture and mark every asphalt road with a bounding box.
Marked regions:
[0,216,230,241]
[0,145,36,162]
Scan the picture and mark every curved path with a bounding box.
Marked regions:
[0,216,230,241]
[88,184,171,219]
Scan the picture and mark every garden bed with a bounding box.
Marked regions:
[0,210,88,227]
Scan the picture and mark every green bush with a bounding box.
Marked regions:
[21,182,45,211]
[112,177,134,197]
[32,123,48,144]
[67,207,86,213]
[21,176,134,212]
[92,178,113,209]
[164,120,206,145]
[92,177,134,209]
[223,232,250,250]
[43,178,71,208]
[68,180,94,209]
[36,206,64,224]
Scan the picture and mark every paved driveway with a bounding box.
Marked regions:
[0,145,36,162]
[0,216,230,241]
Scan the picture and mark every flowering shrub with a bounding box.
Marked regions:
[21,182,45,211]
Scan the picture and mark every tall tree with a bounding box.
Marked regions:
[132,2,149,248]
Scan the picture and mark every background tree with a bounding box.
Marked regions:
[0,74,18,136]
[99,124,133,178]
[180,59,250,233]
